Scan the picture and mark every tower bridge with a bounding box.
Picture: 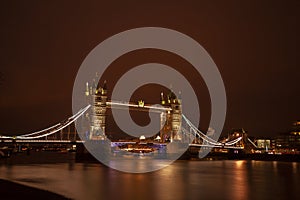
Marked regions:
[0,80,257,154]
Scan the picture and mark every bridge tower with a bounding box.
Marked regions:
[90,80,107,140]
[170,91,182,141]
[160,91,182,142]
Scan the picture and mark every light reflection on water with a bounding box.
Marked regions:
[0,159,299,200]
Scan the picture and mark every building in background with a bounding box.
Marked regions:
[275,120,300,153]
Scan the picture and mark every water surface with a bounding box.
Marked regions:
[0,155,299,200]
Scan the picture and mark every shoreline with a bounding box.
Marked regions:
[1,151,299,164]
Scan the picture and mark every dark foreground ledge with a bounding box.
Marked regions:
[0,179,70,200]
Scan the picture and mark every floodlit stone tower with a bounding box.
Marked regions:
[170,94,182,141]
[90,80,107,140]
[160,90,182,142]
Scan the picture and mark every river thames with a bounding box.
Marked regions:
[0,152,299,200]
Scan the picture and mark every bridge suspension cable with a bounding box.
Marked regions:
[181,114,243,147]
[17,105,90,139]
[247,138,258,148]
[0,105,90,140]
[182,115,223,145]
[1,104,245,149]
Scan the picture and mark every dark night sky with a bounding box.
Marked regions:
[0,1,299,137]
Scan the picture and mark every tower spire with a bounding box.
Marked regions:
[85,82,89,96]
[161,92,166,105]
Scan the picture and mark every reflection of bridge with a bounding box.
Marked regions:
[0,81,256,152]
